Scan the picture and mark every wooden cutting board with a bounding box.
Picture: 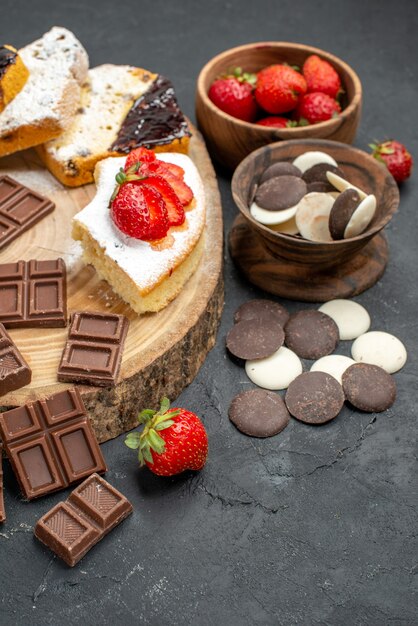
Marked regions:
[0,130,224,442]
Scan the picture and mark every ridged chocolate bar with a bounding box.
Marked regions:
[0,258,67,328]
[0,444,5,523]
[0,175,55,250]
[57,312,129,387]
[34,473,133,566]
[0,322,31,395]
[0,388,106,500]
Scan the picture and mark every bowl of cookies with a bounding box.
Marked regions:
[196,42,362,170]
[230,139,399,300]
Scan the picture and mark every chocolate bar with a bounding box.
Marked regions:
[0,258,67,328]
[0,388,106,500]
[58,312,129,387]
[0,322,31,395]
[0,445,5,523]
[0,175,55,250]
[34,473,133,566]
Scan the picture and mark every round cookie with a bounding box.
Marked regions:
[259,161,302,183]
[326,171,367,200]
[226,318,285,361]
[250,202,300,225]
[269,216,299,235]
[329,190,376,240]
[311,354,356,384]
[318,299,371,340]
[245,346,303,390]
[292,151,338,173]
[351,331,407,374]
[229,389,290,437]
[343,194,376,239]
[295,192,334,242]
[342,363,396,412]
[285,310,340,360]
[302,163,343,185]
[285,371,345,424]
[234,299,289,327]
[307,181,334,194]
[255,176,307,211]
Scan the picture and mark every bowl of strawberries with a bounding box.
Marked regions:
[196,42,362,170]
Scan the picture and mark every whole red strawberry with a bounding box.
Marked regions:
[295,92,341,124]
[255,64,307,114]
[208,68,257,122]
[110,180,169,241]
[125,397,208,476]
[256,116,298,128]
[370,140,413,183]
[303,54,342,99]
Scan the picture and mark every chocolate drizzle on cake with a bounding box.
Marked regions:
[110,75,191,153]
[0,46,17,80]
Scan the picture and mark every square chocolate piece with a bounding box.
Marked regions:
[0,175,55,250]
[0,323,31,396]
[34,473,133,566]
[57,312,129,387]
[0,259,67,328]
[0,388,107,500]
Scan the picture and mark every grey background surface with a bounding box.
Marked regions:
[0,1,417,624]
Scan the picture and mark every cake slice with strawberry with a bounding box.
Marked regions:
[72,148,205,314]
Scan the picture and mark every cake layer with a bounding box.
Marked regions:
[72,153,206,313]
[39,66,191,187]
[0,27,89,157]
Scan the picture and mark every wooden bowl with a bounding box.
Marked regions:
[231,139,399,270]
[196,42,362,170]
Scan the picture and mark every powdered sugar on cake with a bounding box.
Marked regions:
[0,27,88,134]
[73,153,206,292]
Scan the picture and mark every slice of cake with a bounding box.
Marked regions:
[38,65,191,187]
[72,152,205,314]
[0,27,89,157]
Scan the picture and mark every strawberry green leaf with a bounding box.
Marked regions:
[148,429,166,454]
[125,432,141,449]
[138,408,156,424]
[142,446,154,464]
[155,419,175,431]
[160,396,171,414]
[298,117,310,127]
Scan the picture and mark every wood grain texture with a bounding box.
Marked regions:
[229,215,388,302]
[0,129,224,442]
[231,138,399,269]
[196,42,362,170]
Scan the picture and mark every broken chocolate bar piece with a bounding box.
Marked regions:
[57,312,129,387]
[0,175,55,250]
[0,258,67,328]
[0,388,106,500]
[0,322,31,396]
[0,444,5,523]
[34,473,133,566]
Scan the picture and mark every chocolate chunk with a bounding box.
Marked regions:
[226,318,285,360]
[329,189,362,240]
[259,162,302,184]
[342,363,396,412]
[306,181,334,193]
[0,258,67,328]
[0,176,55,250]
[285,371,345,424]
[0,323,31,395]
[0,388,107,500]
[58,312,129,387]
[234,299,289,327]
[0,46,17,78]
[110,75,190,153]
[34,473,132,567]
[0,445,5,523]
[229,389,290,437]
[285,310,339,359]
[255,176,307,211]
[302,163,343,185]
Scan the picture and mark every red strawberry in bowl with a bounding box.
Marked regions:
[295,92,341,124]
[370,140,413,183]
[125,397,208,476]
[208,67,258,122]
[256,116,298,128]
[303,54,342,99]
[255,64,307,114]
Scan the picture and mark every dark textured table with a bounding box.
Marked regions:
[1,2,417,624]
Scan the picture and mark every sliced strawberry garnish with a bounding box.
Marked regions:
[161,162,185,179]
[140,175,185,227]
[139,161,193,206]
[124,147,156,171]
[110,181,168,241]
